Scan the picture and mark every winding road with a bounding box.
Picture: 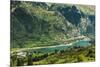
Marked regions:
[11,35,90,54]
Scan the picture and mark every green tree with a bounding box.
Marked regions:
[17,57,24,66]
[27,52,33,65]
[77,55,85,62]
[10,52,17,66]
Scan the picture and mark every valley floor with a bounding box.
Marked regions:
[10,44,95,66]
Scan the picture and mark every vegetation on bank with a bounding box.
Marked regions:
[10,45,95,66]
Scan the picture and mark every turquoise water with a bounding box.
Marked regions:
[28,40,91,53]
[73,40,90,47]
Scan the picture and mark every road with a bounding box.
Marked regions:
[11,35,90,54]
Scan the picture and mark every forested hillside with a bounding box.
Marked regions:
[11,1,95,48]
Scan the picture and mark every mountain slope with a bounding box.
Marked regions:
[11,1,95,48]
